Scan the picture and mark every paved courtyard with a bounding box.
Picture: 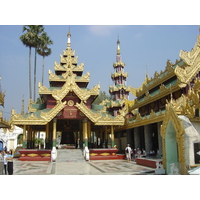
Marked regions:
[7,149,155,175]
[12,159,155,175]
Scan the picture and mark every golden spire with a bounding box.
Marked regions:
[117,36,120,55]
[116,36,121,62]
[67,27,71,48]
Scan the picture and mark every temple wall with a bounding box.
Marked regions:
[178,116,200,167]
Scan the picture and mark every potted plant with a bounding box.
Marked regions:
[34,138,44,150]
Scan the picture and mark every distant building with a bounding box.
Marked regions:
[0,126,23,151]
[0,76,11,150]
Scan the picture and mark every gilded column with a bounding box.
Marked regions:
[83,118,88,147]
[52,118,57,147]
[45,122,50,149]
[110,125,115,148]
[22,125,27,149]
[87,120,91,145]
[157,122,163,157]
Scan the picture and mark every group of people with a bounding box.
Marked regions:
[125,144,146,161]
[0,150,14,175]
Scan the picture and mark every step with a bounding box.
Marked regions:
[56,149,85,162]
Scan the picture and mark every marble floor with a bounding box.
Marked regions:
[5,150,155,175]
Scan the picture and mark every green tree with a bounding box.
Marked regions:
[20,25,44,101]
[92,91,111,105]
[37,32,53,85]
[32,25,44,102]
[20,25,36,100]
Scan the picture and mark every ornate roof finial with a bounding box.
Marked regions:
[116,35,122,62]
[117,34,120,55]
[67,26,71,48]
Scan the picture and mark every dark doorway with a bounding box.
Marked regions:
[61,132,75,144]
[194,143,200,164]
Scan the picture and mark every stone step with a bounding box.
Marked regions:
[56,149,85,162]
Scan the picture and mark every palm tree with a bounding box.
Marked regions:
[32,25,44,102]
[20,25,44,101]
[20,25,36,100]
[37,32,53,85]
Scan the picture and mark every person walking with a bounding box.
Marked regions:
[125,144,132,162]
[7,150,14,175]
[0,151,4,175]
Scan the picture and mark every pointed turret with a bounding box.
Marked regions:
[106,38,131,116]
[110,38,129,100]
[116,37,121,60]
[67,28,71,49]
[21,96,24,115]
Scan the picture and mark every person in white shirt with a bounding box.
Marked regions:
[125,144,132,161]
[3,151,7,175]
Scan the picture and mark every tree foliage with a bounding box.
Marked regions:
[92,91,111,105]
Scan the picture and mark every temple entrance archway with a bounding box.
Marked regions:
[165,121,179,174]
[56,119,82,148]
[161,103,187,174]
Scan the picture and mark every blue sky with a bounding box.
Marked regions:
[0,25,198,119]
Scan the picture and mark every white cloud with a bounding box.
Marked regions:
[88,25,122,36]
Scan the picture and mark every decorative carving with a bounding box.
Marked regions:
[135,60,176,98]
[0,91,5,106]
[168,84,200,119]
[75,101,124,125]
[12,101,66,125]
[75,101,102,123]
[111,71,128,79]
[60,54,78,65]
[176,36,200,85]
[63,49,75,57]
[113,61,125,68]
[74,63,84,71]
[28,99,37,113]
[67,100,74,107]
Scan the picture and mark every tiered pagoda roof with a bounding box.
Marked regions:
[101,39,133,116]
[119,34,200,130]
[11,31,125,126]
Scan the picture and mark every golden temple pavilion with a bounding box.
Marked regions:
[10,30,200,174]
[11,30,125,156]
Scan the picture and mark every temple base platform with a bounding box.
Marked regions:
[18,149,51,161]
[89,148,125,160]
